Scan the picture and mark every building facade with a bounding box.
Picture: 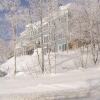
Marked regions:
[16,4,70,55]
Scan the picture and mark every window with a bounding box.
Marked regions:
[62,44,67,51]
[58,44,67,51]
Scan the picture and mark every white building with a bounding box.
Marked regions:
[16,4,71,55]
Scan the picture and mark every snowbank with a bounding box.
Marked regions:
[0,68,100,99]
[0,48,100,76]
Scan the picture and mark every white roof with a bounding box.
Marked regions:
[60,3,71,10]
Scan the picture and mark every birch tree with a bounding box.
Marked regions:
[34,0,45,73]
[7,0,19,75]
[5,0,27,75]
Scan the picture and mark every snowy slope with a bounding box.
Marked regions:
[0,49,78,76]
[0,48,99,77]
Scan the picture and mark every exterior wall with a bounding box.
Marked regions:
[16,5,69,55]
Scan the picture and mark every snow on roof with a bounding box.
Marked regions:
[60,3,71,10]
[26,23,38,29]
[26,19,48,31]
[20,30,28,37]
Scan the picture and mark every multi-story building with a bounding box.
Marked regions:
[16,4,70,55]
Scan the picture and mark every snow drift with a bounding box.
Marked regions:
[0,48,99,76]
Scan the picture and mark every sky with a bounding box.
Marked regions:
[20,0,72,6]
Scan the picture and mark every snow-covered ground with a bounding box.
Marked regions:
[0,48,98,76]
[0,68,100,100]
[0,49,77,75]
[0,48,100,100]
